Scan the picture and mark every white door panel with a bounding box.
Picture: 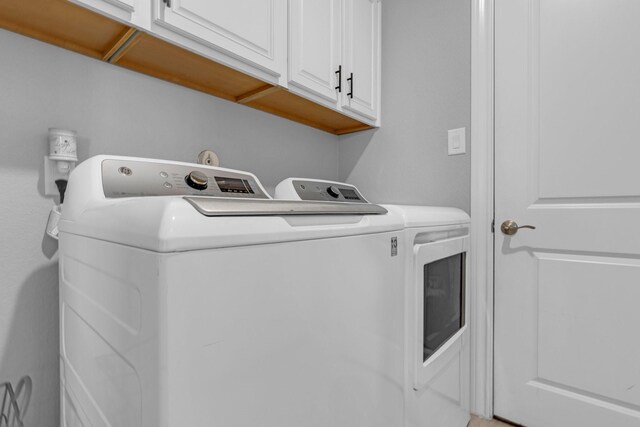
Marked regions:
[289,0,341,103]
[342,0,380,121]
[71,0,136,23]
[157,0,286,77]
[494,0,640,426]
[536,254,640,407]
[536,2,640,199]
[173,0,271,53]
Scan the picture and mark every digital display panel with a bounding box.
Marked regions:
[215,177,254,194]
[339,188,360,200]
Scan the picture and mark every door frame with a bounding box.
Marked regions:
[470,0,495,419]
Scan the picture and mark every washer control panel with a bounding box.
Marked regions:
[288,179,368,203]
[101,159,269,199]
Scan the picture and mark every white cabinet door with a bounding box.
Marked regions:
[342,0,380,122]
[71,0,137,23]
[289,0,341,104]
[156,0,286,79]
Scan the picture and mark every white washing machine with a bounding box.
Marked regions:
[58,156,408,427]
[276,179,471,427]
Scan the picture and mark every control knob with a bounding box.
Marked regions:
[185,171,209,190]
[327,186,341,198]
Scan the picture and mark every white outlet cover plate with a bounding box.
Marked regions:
[44,155,75,197]
[448,128,466,155]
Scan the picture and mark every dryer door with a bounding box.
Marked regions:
[413,235,469,390]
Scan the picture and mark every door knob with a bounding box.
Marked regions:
[500,220,536,236]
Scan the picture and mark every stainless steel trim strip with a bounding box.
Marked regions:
[184,196,388,216]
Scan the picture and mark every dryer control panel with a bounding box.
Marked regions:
[101,159,270,199]
[274,178,369,203]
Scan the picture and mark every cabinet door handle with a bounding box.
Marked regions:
[335,65,342,92]
[163,0,171,7]
[347,73,354,98]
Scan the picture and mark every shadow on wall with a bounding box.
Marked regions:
[338,129,377,181]
[0,263,60,426]
[1,376,32,426]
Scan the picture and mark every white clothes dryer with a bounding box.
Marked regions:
[58,156,407,427]
[275,178,471,427]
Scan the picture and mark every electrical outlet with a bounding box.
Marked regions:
[45,128,78,198]
[448,128,466,155]
[44,155,75,196]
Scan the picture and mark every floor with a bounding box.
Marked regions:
[468,415,516,427]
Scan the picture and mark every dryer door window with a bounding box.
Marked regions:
[423,253,465,362]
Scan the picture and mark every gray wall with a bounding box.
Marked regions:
[0,0,472,422]
[0,28,339,425]
[339,0,471,212]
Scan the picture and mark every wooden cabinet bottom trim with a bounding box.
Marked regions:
[0,0,374,135]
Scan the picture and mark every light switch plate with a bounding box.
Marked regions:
[448,128,466,155]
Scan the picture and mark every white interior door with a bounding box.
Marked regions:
[494,1,640,426]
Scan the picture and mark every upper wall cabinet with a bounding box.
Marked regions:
[0,0,377,134]
[288,0,381,125]
[341,0,380,122]
[153,0,287,84]
[288,0,342,105]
